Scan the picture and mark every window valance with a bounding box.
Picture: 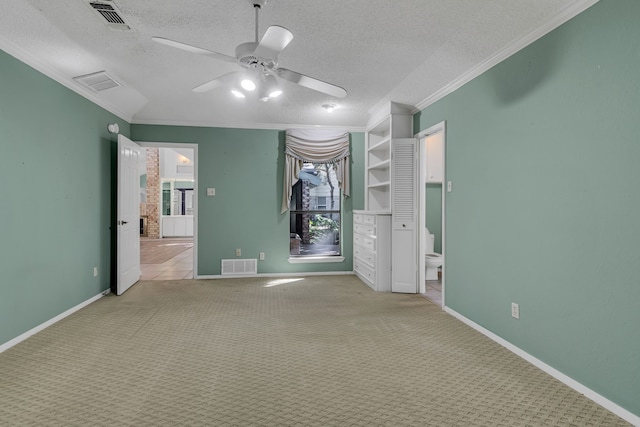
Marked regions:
[281,128,350,214]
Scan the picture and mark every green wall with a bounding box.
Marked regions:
[0,42,364,347]
[415,0,640,417]
[131,126,364,276]
[0,49,128,346]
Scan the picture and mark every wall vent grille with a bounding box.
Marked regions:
[73,70,121,92]
[87,1,132,31]
[221,259,258,276]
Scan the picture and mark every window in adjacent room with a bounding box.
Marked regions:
[289,163,341,257]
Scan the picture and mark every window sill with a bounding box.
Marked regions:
[288,256,345,264]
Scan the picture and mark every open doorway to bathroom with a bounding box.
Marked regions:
[418,122,445,307]
[138,143,197,280]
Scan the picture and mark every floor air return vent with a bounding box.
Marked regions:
[221,259,258,276]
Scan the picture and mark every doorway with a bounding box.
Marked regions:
[138,143,198,280]
[417,122,445,306]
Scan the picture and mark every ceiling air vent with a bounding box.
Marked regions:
[73,70,121,92]
[86,0,132,31]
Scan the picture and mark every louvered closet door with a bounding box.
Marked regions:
[391,138,418,293]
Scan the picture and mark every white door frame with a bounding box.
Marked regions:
[140,142,198,279]
[416,122,446,307]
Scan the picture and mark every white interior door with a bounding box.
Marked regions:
[391,138,418,293]
[117,134,141,295]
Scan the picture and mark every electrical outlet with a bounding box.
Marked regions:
[511,302,520,319]
[235,248,241,257]
[93,267,98,277]
[259,252,265,261]
[207,188,216,196]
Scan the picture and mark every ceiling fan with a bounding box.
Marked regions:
[152,0,347,101]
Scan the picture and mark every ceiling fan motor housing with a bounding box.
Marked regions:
[236,42,276,71]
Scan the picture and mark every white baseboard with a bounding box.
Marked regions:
[0,289,110,354]
[444,306,640,426]
[196,271,355,280]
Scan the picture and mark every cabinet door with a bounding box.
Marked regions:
[162,217,175,237]
[174,217,186,236]
[391,138,418,293]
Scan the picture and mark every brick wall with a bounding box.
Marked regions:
[140,148,160,239]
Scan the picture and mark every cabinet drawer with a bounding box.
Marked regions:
[361,215,376,225]
[354,259,376,285]
[353,234,376,252]
[354,223,375,235]
[354,213,364,224]
[354,246,375,267]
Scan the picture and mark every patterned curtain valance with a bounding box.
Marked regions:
[284,128,350,163]
[281,128,350,214]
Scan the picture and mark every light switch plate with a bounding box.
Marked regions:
[207,188,216,196]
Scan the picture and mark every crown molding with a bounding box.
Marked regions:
[415,0,599,113]
[130,117,366,133]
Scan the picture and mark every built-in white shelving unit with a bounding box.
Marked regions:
[356,102,417,292]
[365,103,414,212]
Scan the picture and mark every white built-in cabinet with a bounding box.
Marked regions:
[355,102,418,293]
[353,211,391,292]
[162,215,194,237]
[365,104,413,211]
[390,138,418,293]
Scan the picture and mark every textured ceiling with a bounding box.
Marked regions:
[0,0,596,130]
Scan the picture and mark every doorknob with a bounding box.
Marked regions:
[122,221,129,225]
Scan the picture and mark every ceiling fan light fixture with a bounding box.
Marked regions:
[264,75,282,98]
[240,79,256,91]
[256,75,282,101]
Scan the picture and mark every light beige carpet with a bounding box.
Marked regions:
[0,276,631,426]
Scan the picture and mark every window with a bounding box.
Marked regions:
[162,180,194,216]
[316,196,327,210]
[289,163,340,257]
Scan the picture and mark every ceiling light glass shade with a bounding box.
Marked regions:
[257,75,282,102]
[240,79,256,91]
[264,75,282,98]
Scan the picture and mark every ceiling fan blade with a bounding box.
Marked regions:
[253,26,294,59]
[276,68,347,98]
[192,72,239,93]
[152,37,237,64]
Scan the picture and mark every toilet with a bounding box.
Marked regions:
[425,227,443,281]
